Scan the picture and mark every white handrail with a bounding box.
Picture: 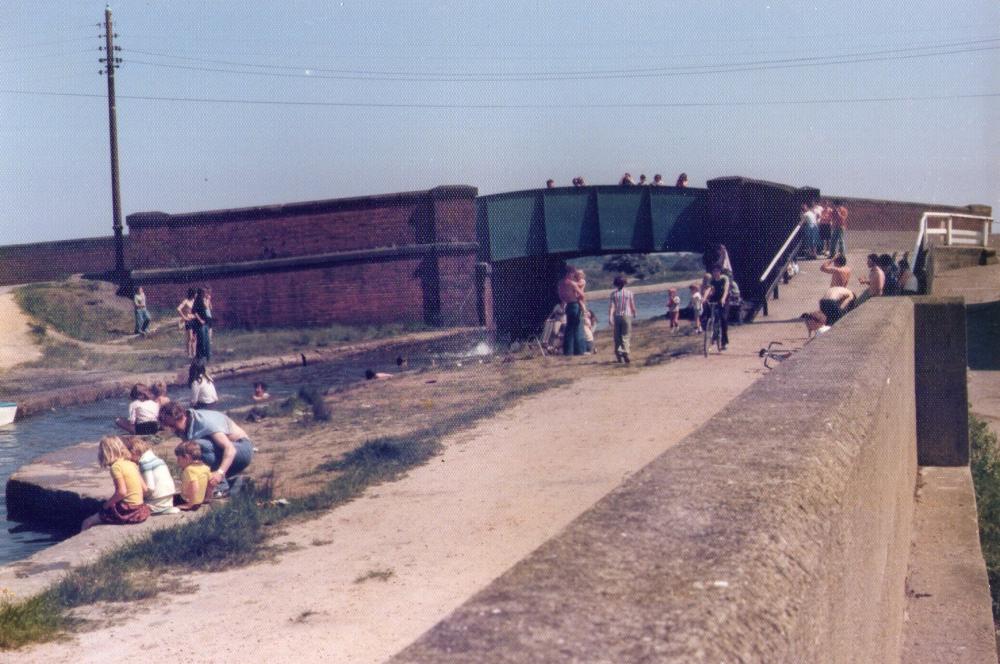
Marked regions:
[914,211,993,259]
[759,224,802,283]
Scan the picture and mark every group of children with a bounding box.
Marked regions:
[81,434,213,530]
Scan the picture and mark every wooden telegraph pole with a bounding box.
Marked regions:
[100,5,126,282]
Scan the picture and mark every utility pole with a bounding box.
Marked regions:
[100,5,125,281]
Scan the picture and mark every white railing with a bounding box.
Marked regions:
[913,211,994,261]
[759,223,802,283]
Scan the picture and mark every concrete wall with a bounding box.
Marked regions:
[0,236,124,286]
[394,299,921,663]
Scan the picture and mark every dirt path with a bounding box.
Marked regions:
[22,260,833,663]
[0,287,41,371]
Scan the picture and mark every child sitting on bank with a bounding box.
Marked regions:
[115,384,160,435]
[689,283,703,333]
[666,288,681,330]
[81,436,151,530]
[175,440,212,510]
[124,436,179,515]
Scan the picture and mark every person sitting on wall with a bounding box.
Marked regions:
[675,172,688,187]
[619,173,635,186]
[819,286,856,324]
[546,179,555,189]
[857,254,885,304]
[652,174,664,186]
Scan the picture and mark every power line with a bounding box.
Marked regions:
[114,21,997,51]
[121,37,1000,78]
[122,43,1000,82]
[1,88,997,110]
[0,35,100,53]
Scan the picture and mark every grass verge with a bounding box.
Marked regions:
[0,378,565,650]
[970,412,1000,622]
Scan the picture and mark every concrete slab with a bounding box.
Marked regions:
[902,466,998,664]
[0,509,203,601]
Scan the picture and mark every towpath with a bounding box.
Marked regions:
[19,252,871,663]
[0,286,42,371]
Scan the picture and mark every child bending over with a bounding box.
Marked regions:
[124,436,179,515]
[175,440,212,509]
[81,436,151,530]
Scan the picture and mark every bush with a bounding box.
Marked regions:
[970,413,1000,620]
[298,385,332,421]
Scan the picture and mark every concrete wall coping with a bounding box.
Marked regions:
[127,185,478,229]
[394,298,919,663]
[123,242,481,284]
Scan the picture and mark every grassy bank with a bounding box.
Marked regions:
[970,413,1000,621]
[0,314,695,649]
[12,279,430,374]
[0,377,565,649]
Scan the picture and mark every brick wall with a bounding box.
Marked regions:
[0,236,126,286]
[828,196,989,233]
[128,186,482,329]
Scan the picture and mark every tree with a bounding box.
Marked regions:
[602,254,661,280]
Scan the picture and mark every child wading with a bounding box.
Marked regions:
[81,436,151,530]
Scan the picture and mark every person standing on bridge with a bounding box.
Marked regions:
[820,254,852,287]
[831,201,849,257]
[557,265,587,356]
[608,275,636,364]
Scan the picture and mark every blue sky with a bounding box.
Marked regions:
[1,1,997,245]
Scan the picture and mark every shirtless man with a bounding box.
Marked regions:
[859,253,885,297]
[819,286,856,324]
[820,254,852,287]
[557,265,587,356]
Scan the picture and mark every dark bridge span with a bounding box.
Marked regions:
[481,177,817,337]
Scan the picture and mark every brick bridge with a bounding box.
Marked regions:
[0,177,989,337]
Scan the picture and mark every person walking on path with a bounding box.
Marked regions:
[557,266,587,356]
[133,286,151,336]
[831,201,849,257]
[704,266,731,350]
[608,275,637,364]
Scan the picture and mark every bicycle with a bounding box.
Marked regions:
[703,302,725,356]
[758,341,795,369]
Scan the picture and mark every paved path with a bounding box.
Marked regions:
[0,286,41,371]
[17,256,862,663]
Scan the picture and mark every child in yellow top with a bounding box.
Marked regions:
[81,436,151,530]
[175,441,212,509]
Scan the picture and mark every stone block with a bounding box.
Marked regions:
[913,297,969,466]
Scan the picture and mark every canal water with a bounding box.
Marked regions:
[0,333,487,566]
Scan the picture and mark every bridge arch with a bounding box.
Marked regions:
[478,178,817,338]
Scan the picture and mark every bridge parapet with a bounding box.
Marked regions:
[393,298,994,663]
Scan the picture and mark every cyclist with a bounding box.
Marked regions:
[704,266,731,350]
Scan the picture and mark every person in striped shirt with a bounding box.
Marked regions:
[608,275,637,364]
